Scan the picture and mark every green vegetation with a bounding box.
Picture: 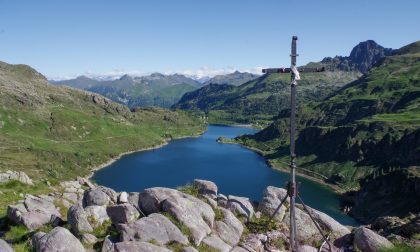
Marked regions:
[234,41,420,191]
[173,71,359,125]
[176,183,199,197]
[166,241,185,252]
[245,214,278,234]
[0,61,205,232]
[162,212,191,239]
[380,244,420,252]
[53,73,200,108]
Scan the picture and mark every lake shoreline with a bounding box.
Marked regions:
[220,140,343,194]
[87,130,205,180]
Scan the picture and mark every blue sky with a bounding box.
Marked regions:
[0,0,419,79]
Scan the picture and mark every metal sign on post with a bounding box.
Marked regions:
[262,36,332,252]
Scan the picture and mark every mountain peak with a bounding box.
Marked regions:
[119,74,133,81]
[348,40,394,73]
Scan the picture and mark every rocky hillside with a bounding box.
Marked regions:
[0,60,204,186]
[203,71,259,86]
[52,73,201,108]
[173,41,395,125]
[173,71,359,125]
[235,41,420,219]
[306,40,395,73]
[1,178,409,251]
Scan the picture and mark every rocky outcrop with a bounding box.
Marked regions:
[354,227,394,252]
[226,195,254,221]
[194,179,218,198]
[0,170,33,185]
[215,208,243,246]
[119,213,188,245]
[202,234,231,252]
[303,205,351,238]
[67,205,93,235]
[32,227,86,252]
[7,194,61,230]
[138,187,215,245]
[0,239,13,252]
[114,241,171,252]
[106,204,139,225]
[6,178,401,252]
[258,186,289,221]
[83,186,118,207]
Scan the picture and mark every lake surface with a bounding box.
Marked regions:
[92,125,357,225]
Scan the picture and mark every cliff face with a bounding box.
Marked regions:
[320,40,395,73]
[346,168,420,223]
[296,124,420,167]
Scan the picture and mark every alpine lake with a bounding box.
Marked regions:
[92,125,357,225]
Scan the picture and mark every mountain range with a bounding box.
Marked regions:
[0,61,204,183]
[234,41,420,222]
[51,71,259,108]
[172,41,392,125]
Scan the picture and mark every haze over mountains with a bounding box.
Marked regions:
[51,71,259,108]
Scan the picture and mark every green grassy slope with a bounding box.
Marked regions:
[55,74,200,108]
[173,71,359,125]
[235,41,420,190]
[0,61,205,183]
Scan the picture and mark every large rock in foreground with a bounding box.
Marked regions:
[32,227,85,252]
[258,186,289,221]
[0,239,13,252]
[114,241,172,252]
[354,227,393,252]
[119,213,189,245]
[7,194,61,230]
[139,187,215,245]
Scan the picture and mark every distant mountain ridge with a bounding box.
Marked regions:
[203,71,259,86]
[173,40,392,124]
[52,73,202,108]
[307,40,395,73]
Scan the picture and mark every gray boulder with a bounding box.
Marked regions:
[102,235,118,252]
[24,195,60,217]
[239,233,266,252]
[202,235,232,252]
[114,241,172,252]
[107,204,139,225]
[138,187,215,245]
[258,186,288,221]
[127,192,140,210]
[215,208,243,246]
[81,233,97,245]
[354,227,394,252]
[63,192,78,204]
[7,194,61,230]
[0,239,13,252]
[67,205,93,235]
[32,227,85,252]
[227,195,254,220]
[0,170,33,185]
[304,206,350,238]
[194,179,218,197]
[83,186,117,207]
[119,213,188,245]
[298,245,318,252]
[76,176,95,189]
[118,192,128,204]
[84,205,110,227]
[284,207,320,243]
